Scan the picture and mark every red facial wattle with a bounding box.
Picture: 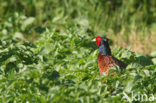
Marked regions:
[96,36,103,46]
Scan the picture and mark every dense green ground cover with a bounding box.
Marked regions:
[0,28,156,102]
[0,0,156,102]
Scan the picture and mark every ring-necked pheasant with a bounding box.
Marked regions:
[95,36,127,75]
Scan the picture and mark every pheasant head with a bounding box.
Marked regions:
[96,36,111,55]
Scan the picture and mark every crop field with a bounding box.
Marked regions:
[0,0,156,103]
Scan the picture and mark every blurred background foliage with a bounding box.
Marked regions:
[1,0,155,31]
[0,0,156,54]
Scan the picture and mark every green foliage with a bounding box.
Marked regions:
[0,27,155,102]
[0,0,155,36]
[0,0,156,102]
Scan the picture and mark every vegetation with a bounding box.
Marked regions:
[0,0,156,102]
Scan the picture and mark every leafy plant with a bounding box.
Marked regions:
[0,27,155,102]
[0,0,155,102]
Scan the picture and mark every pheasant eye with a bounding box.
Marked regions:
[96,36,103,46]
[98,38,101,41]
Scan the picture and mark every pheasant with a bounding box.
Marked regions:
[95,36,127,75]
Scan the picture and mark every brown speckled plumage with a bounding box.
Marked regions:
[98,53,126,75]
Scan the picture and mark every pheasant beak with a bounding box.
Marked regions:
[92,38,96,42]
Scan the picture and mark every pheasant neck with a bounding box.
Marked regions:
[99,44,111,55]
